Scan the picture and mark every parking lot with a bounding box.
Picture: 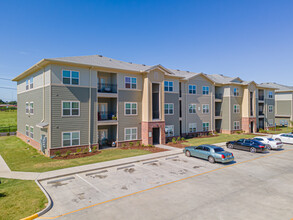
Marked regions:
[39,145,293,220]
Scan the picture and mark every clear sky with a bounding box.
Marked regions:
[0,0,292,101]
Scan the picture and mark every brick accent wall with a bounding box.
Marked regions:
[49,144,98,156]
[141,121,166,145]
[242,117,257,133]
[17,131,41,151]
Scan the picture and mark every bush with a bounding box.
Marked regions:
[172,137,177,144]
[136,141,140,146]
[83,148,89,154]
[181,137,185,141]
[122,143,126,148]
[129,142,134,147]
[65,150,71,156]
[55,151,61,157]
[6,132,10,136]
[177,137,181,142]
[236,131,241,134]
[76,148,82,154]
[148,144,154,148]
[141,144,145,148]
[92,146,97,152]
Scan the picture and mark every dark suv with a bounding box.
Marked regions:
[226,139,267,153]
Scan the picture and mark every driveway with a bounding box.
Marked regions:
[38,145,293,220]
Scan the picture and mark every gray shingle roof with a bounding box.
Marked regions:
[260,82,293,91]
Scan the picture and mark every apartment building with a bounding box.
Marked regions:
[12,55,276,156]
[261,83,293,127]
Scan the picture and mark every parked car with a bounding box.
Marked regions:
[226,139,267,153]
[183,145,234,163]
[253,137,283,150]
[272,133,293,144]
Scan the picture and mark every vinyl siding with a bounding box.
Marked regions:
[164,93,180,136]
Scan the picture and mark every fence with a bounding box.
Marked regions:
[0,126,17,133]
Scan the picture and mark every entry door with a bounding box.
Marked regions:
[98,103,108,120]
[153,128,160,145]
[98,129,108,143]
[250,122,254,133]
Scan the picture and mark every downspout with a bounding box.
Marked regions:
[88,67,92,150]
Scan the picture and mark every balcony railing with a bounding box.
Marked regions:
[215,93,223,99]
[153,110,160,120]
[215,111,222,117]
[97,83,117,93]
[98,112,117,121]
[259,111,264,116]
[258,95,264,101]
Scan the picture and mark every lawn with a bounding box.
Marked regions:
[262,126,293,134]
[0,178,47,219]
[184,133,257,146]
[0,110,17,132]
[0,136,151,172]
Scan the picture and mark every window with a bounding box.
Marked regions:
[202,104,209,114]
[125,128,137,140]
[164,103,174,115]
[125,102,137,115]
[30,126,34,139]
[30,77,34,89]
[268,105,273,113]
[30,102,34,114]
[189,104,196,114]
[62,101,80,116]
[268,91,273,99]
[26,102,29,114]
[188,85,196,94]
[125,77,137,89]
[25,125,29,136]
[268,119,274,126]
[233,88,239,96]
[203,122,209,131]
[62,70,80,85]
[62,131,80,147]
[26,80,29,90]
[189,123,197,133]
[234,121,240,130]
[165,125,174,137]
[202,86,209,95]
[164,81,173,92]
[234,104,240,113]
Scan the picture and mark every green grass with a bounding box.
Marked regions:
[0,178,47,219]
[184,133,257,146]
[262,126,293,134]
[0,136,151,172]
[0,111,17,132]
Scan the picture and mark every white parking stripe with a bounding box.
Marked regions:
[75,174,102,193]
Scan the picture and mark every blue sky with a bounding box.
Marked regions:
[0,0,292,101]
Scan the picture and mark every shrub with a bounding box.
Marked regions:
[177,137,181,142]
[148,144,153,148]
[129,142,134,147]
[55,150,61,157]
[136,141,140,146]
[65,150,71,156]
[236,131,241,134]
[172,137,177,144]
[141,144,145,148]
[83,148,89,154]
[6,132,10,136]
[76,148,82,154]
[92,146,97,152]
[122,143,126,148]
[181,137,185,141]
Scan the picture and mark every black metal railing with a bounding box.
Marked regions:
[259,111,264,116]
[258,95,264,101]
[215,93,223,99]
[98,112,117,121]
[215,111,222,116]
[97,83,117,93]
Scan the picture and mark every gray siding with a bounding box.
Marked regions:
[164,93,180,136]
[276,100,291,116]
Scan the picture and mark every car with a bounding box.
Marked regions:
[272,133,293,144]
[226,139,267,153]
[253,137,283,150]
[183,145,234,163]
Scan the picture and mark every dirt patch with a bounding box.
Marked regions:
[53,151,102,160]
[121,185,128,190]
[193,166,202,169]
[120,146,168,153]
[166,141,188,148]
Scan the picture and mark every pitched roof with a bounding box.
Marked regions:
[260,82,293,91]
[206,74,243,84]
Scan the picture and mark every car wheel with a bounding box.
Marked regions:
[267,145,272,150]
[228,144,234,149]
[185,150,191,157]
[250,147,256,153]
[208,156,215,163]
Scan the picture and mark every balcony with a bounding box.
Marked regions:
[215,111,222,119]
[258,95,264,101]
[97,83,117,98]
[215,93,223,102]
[259,111,265,117]
[97,111,118,125]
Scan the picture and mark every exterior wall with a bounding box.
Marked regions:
[141,121,165,145]
[117,72,143,90]
[242,117,257,133]
[164,93,180,136]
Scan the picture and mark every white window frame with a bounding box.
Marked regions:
[188,85,197,94]
[202,86,209,95]
[268,91,273,99]
[62,101,80,117]
[233,121,240,130]
[30,126,34,139]
[164,81,174,92]
[26,79,29,90]
[26,102,29,114]
[203,122,210,132]
[62,131,80,147]
[165,125,174,137]
[268,105,273,113]
[124,102,138,115]
[62,70,80,85]
[164,103,174,115]
[124,127,137,141]
[30,77,34,89]
[189,123,197,133]
[268,119,274,126]
[233,104,240,113]
[202,104,209,114]
[125,76,137,89]
[233,88,240,96]
[189,104,196,114]
[25,125,29,136]
[30,102,34,115]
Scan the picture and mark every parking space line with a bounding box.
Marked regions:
[39,149,293,219]
[75,174,102,193]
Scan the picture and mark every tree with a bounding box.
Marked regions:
[8,101,17,105]
[0,99,5,104]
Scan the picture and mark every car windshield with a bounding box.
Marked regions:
[214,147,224,152]
[268,138,274,141]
